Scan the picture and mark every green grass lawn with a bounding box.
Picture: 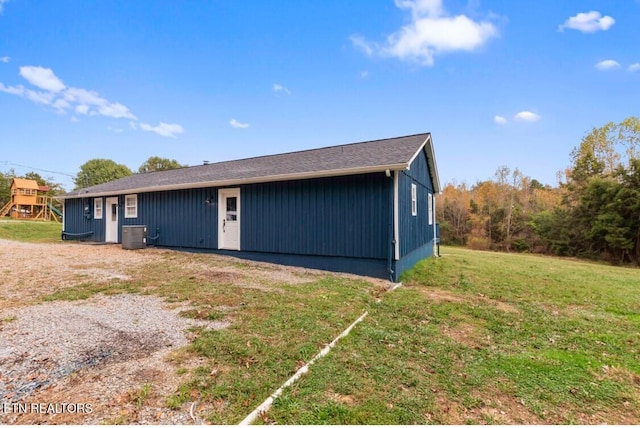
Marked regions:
[265,247,640,424]
[6,217,638,425]
[0,219,62,242]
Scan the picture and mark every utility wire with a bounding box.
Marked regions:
[0,161,75,178]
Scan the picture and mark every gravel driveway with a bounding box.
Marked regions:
[0,238,380,424]
[0,240,230,424]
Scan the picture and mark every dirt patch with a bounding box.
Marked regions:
[194,269,247,284]
[420,287,519,314]
[432,389,542,425]
[441,322,490,349]
[0,239,170,310]
[476,293,519,313]
[470,391,543,424]
[327,391,356,406]
[431,393,467,424]
[421,288,467,304]
[178,256,324,287]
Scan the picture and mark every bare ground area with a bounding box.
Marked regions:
[0,239,358,424]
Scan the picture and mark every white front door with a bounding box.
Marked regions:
[218,188,240,250]
[105,197,119,243]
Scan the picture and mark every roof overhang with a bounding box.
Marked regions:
[406,134,441,193]
[58,163,409,200]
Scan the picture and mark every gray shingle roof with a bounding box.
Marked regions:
[61,133,438,198]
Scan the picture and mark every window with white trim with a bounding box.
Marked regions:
[411,183,417,216]
[428,193,433,225]
[94,198,103,219]
[124,194,138,218]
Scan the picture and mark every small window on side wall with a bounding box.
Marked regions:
[94,198,103,219]
[125,194,138,218]
[411,183,417,216]
[428,193,433,225]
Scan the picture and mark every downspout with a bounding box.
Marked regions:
[433,194,439,257]
[386,169,395,281]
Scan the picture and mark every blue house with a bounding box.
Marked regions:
[60,133,440,281]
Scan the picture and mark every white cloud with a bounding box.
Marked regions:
[493,115,507,125]
[2,67,136,118]
[396,0,443,18]
[272,83,291,95]
[107,126,124,133]
[139,122,184,138]
[0,56,10,63]
[19,66,66,92]
[64,87,106,106]
[349,35,375,56]
[24,88,55,105]
[0,0,8,13]
[360,70,369,78]
[0,64,184,137]
[0,82,54,106]
[0,82,24,96]
[628,63,640,72]
[595,59,620,70]
[558,11,615,33]
[351,0,498,66]
[75,104,89,115]
[70,116,79,123]
[230,118,249,129]
[97,101,136,120]
[514,111,541,122]
[53,98,71,112]
[60,87,136,119]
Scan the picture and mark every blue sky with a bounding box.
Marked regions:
[1,0,638,190]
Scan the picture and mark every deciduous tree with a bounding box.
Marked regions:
[138,156,186,173]
[74,159,132,190]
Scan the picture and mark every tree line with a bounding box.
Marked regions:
[437,117,640,266]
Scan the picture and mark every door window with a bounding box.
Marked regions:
[226,197,237,221]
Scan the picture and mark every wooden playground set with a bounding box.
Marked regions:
[0,178,62,222]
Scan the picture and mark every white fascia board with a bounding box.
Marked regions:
[58,163,408,199]
[425,137,441,193]
[405,134,441,193]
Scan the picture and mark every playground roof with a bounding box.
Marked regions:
[12,179,39,190]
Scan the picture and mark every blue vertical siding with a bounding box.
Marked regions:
[241,173,391,259]
[62,172,397,276]
[397,149,435,258]
[63,197,104,242]
[121,188,218,248]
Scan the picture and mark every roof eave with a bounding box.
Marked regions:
[405,133,441,193]
[58,163,408,199]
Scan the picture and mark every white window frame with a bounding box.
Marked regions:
[94,198,103,220]
[411,183,417,216]
[124,194,138,218]
[428,193,433,225]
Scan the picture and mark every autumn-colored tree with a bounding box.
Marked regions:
[538,117,640,264]
[437,182,471,245]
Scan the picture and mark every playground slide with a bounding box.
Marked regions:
[49,203,63,217]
